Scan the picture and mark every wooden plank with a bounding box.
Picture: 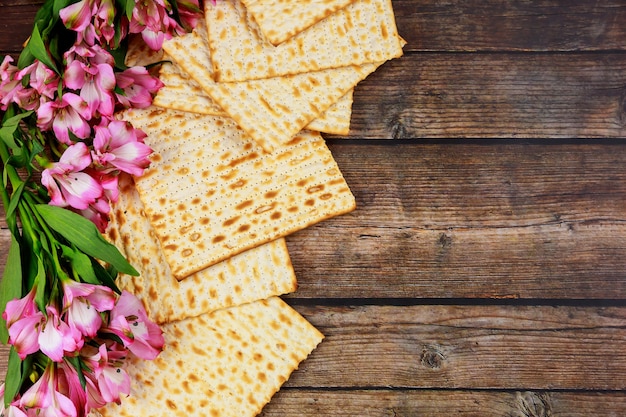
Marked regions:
[287,221,626,299]
[282,304,626,390]
[0,0,39,55]
[395,0,626,52]
[345,53,626,139]
[286,141,626,299]
[3,1,626,55]
[260,389,626,416]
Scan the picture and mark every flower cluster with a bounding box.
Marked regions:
[0,0,203,415]
[0,0,203,231]
[1,287,163,417]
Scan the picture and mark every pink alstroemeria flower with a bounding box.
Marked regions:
[7,313,43,359]
[0,56,36,111]
[5,288,44,359]
[93,0,117,46]
[83,372,106,413]
[64,45,116,118]
[114,66,163,109]
[92,119,152,176]
[0,383,29,417]
[58,360,88,416]
[130,0,181,50]
[37,92,92,144]
[104,291,164,360]
[75,169,118,231]
[19,60,60,101]
[59,0,94,34]
[62,280,116,338]
[61,0,118,47]
[38,306,83,362]
[176,0,203,31]
[91,344,130,404]
[41,142,104,210]
[3,286,38,328]
[20,362,78,417]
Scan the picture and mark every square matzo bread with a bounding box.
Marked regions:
[206,0,404,82]
[240,0,357,45]
[162,21,375,152]
[92,297,324,417]
[120,107,356,280]
[154,56,354,136]
[106,174,297,324]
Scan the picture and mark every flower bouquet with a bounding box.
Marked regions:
[0,0,203,415]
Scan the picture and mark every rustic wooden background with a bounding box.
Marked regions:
[2,0,626,415]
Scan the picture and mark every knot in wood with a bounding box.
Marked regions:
[386,114,408,139]
[420,345,445,369]
[510,392,552,417]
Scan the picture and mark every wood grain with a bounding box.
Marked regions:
[287,141,626,299]
[395,0,626,52]
[283,304,626,390]
[4,0,626,55]
[345,53,626,139]
[260,390,626,417]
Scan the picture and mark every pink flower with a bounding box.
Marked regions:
[93,344,130,404]
[58,361,88,416]
[5,289,44,359]
[0,56,36,111]
[8,314,43,359]
[0,383,29,417]
[64,45,116,118]
[104,291,164,360]
[83,372,106,412]
[37,92,92,144]
[130,0,182,50]
[92,119,152,176]
[18,59,60,101]
[38,306,83,362]
[41,142,104,210]
[74,170,118,232]
[59,0,94,34]
[62,280,116,338]
[114,66,163,109]
[3,286,38,328]
[93,0,117,46]
[20,362,78,417]
[176,0,202,31]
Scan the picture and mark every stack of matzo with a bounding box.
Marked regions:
[95,1,403,416]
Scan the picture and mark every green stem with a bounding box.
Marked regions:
[0,139,22,235]
[0,136,25,191]
[0,166,15,232]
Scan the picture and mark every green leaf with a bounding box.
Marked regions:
[4,181,25,222]
[16,45,35,69]
[108,43,129,71]
[34,204,139,276]
[33,255,47,313]
[27,25,59,74]
[60,244,99,285]
[92,259,121,294]
[0,111,33,150]
[4,347,22,408]
[0,236,23,344]
[124,0,135,20]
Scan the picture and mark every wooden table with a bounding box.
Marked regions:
[2,1,626,415]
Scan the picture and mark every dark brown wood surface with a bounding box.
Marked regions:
[2,1,626,416]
